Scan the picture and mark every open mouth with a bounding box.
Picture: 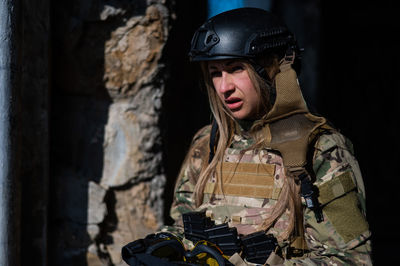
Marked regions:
[225,97,243,110]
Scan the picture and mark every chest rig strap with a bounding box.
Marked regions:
[289,167,323,223]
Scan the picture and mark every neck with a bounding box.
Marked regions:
[236,119,255,132]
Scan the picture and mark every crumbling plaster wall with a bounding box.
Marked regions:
[50,1,173,265]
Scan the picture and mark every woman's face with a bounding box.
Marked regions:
[208,60,261,120]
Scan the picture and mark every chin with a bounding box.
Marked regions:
[232,112,249,120]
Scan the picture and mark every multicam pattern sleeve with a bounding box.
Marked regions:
[168,125,211,229]
[284,131,372,265]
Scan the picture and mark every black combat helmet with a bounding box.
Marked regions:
[189,7,300,63]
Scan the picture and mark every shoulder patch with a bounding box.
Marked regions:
[318,171,356,205]
[318,171,369,243]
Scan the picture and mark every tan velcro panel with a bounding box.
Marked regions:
[317,171,369,243]
[318,171,357,205]
[204,162,279,199]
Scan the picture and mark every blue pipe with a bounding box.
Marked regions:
[207,0,272,18]
[207,0,244,18]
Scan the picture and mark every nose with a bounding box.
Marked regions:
[218,72,235,94]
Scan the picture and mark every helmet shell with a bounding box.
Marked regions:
[189,8,298,62]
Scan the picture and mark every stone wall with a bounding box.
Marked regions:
[50,1,171,265]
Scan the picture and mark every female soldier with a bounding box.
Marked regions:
[168,7,372,265]
[122,7,372,266]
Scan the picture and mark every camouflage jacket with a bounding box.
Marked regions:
[165,124,372,265]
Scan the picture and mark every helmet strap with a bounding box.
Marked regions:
[250,60,269,81]
[282,48,296,65]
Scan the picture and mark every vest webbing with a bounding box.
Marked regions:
[204,162,280,200]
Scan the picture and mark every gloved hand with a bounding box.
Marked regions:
[121,232,229,266]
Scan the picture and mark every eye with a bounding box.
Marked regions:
[229,65,244,73]
[209,70,221,78]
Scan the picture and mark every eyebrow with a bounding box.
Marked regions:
[208,60,236,70]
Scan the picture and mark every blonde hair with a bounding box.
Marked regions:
[191,56,302,241]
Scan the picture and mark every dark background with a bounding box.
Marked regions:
[318,2,399,263]
[162,1,399,264]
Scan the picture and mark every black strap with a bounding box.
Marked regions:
[208,119,218,163]
[297,170,323,223]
